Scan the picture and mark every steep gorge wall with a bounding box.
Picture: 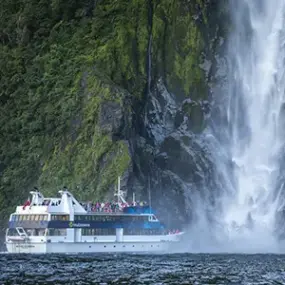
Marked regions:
[0,0,227,226]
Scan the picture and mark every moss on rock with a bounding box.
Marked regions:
[38,70,131,200]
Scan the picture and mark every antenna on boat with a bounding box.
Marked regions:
[148,175,152,214]
[117,177,120,203]
[114,176,127,204]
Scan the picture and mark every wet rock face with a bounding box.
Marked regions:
[128,79,215,226]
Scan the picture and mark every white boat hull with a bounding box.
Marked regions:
[5,187,184,254]
[5,240,178,254]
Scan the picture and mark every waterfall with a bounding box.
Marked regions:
[207,0,285,252]
[147,0,153,95]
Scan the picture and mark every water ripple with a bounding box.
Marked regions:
[0,254,285,284]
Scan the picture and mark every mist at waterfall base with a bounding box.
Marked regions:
[179,0,285,253]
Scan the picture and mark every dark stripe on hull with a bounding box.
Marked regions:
[8,221,165,230]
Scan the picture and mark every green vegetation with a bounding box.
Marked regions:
[152,0,210,99]
[0,0,216,221]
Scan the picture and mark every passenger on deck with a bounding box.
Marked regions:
[79,197,150,213]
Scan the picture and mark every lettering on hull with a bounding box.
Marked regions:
[69,222,90,228]
[15,244,35,248]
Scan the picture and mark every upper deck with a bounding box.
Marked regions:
[14,180,153,217]
[9,184,162,231]
[16,189,87,215]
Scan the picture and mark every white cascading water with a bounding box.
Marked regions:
[214,0,285,252]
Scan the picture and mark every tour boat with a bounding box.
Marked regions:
[5,178,183,253]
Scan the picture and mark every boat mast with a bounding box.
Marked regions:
[115,176,127,204]
[117,177,120,204]
[148,175,152,214]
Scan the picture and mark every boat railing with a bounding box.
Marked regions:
[81,201,147,210]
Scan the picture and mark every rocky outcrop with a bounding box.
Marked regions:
[126,79,216,226]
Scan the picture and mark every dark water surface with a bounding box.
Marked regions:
[1,253,285,284]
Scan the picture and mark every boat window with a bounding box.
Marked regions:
[105,215,117,222]
[124,229,163,235]
[96,216,105,222]
[26,229,34,236]
[17,228,25,234]
[13,215,18,222]
[92,216,99,221]
[47,229,67,236]
[119,215,147,222]
[25,229,46,236]
[7,228,18,236]
[13,214,49,222]
[73,215,148,223]
[38,229,46,236]
[62,215,68,221]
[149,215,158,222]
[51,215,69,221]
[82,228,116,236]
[42,199,50,206]
[75,215,100,222]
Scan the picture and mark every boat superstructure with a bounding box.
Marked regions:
[5,181,183,253]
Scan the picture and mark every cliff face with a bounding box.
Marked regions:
[0,0,227,226]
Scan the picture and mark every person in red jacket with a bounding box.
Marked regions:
[22,199,31,210]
